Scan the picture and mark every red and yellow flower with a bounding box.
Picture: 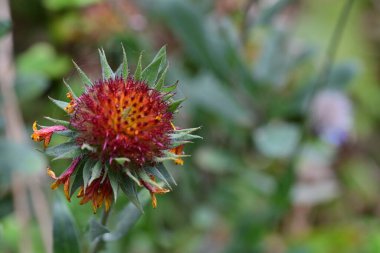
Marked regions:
[32,47,200,213]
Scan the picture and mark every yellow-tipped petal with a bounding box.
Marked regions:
[47,167,57,179]
[50,181,59,190]
[64,179,71,202]
[151,193,157,208]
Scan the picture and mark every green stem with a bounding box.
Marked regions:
[90,206,112,253]
[307,0,356,105]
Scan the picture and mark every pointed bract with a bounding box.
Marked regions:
[33,46,200,213]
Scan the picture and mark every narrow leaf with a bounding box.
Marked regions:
[72,60,93,86]
[44,116,70,127]
[126,170,141,186]
[107,168,119,202]
[161,81,178,93]
[83,159,96,191]
[121,44,129,80]
[134,52,143,81]
[154,64,168,91]
[49,96,68,111]
[52,148,82,161]
[156,163,177,186]
[98,48,114,80]
[70,164,84,198]
[138,170,163,189]
[63,79,77,99]
[53,194,80,253]
[119,174,142,212]
[114,157,130,166]
[55,130,77,138]
[174,126,202,134]
[141,46,166,86]
[45,141,78,157]
[89,161,102,185]
[145,166,171,189]
[170,132,202,142]
[168,98,186,112]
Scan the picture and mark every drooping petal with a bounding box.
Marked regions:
[48,157,82,201]
[31,121,67,148]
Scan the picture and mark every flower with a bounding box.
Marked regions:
[70,77,173,166]
[31,121,67,148]
[32,47,201,212]
[310,89,352,146]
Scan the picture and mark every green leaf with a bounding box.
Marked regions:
[55,130,77,138]
[48,96,68,111]
[44,116,70,127]
[173,126,201,134]
[156,163,176,186]
[153,45,167,71]
[161,81,178,93]
[134,52,143,81]
[144,166,171,189]
[168,98,186,112]
[89,161,102,184]
[63,79,78,99]
[155,151,190,163]
[126,170,141,186]
[107,168,119,202]
[0,20,11,38]
[254,121,301,159]
[119,174,143,212]
[81,143,97,152]
[98,48,114,80]
[154,64,168,91]
[44,141,78,157]
[53,193,80,253]
[52,149,82,161]
[89,219,110,241]
[82,159,96,191]
[121,44,129,80]
[141,46,166,86]
[102,190,150,241]
[170,132,202,142]
[72,60,93,86]
[138,170,163,189]
[114,157,130,166]
[70,164,84,198]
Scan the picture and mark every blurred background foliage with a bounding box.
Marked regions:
[1,0,380,252]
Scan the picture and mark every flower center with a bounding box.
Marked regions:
[70,78,173,165]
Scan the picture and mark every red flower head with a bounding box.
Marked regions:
[71,78,173,166]
[32,47,201,213]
